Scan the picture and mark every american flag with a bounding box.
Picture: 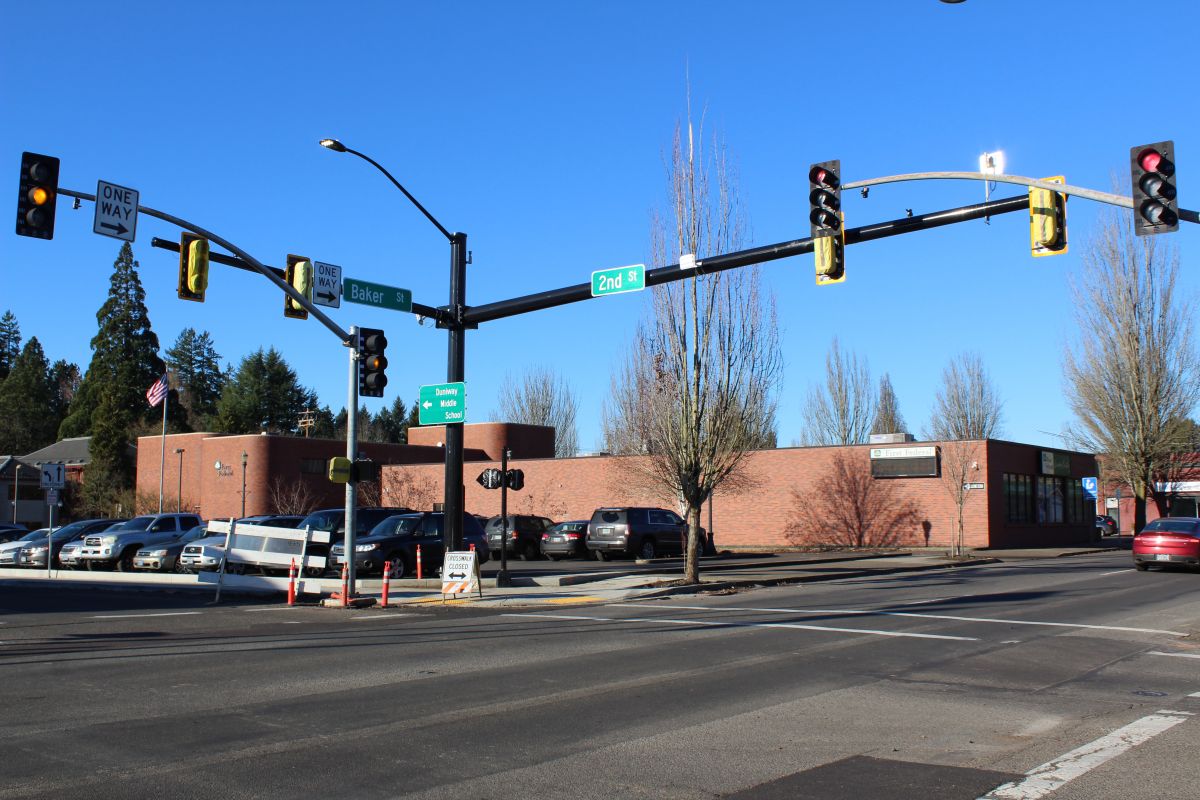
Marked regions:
[146,374,169,408]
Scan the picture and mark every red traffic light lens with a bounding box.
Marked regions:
[809,166,839,189]
[1138,149,1163,173]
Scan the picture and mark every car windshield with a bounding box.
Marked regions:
[19,529,49,542]
[108,516,155,532]
[371,516,424,537]
[47,521,92,541]
[296,510,341,532]
[1142,519,1200,535]
[556,523,587,533]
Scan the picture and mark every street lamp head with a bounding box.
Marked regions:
[174,448,185,455]
[319,138,347,153]
[241,451,248,465]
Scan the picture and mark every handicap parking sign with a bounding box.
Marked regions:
[1081,477,1098,500]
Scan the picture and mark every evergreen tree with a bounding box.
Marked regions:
[80,389,135,515]
[0,311,20,381]
[0,337,58,455]
[60,243,164,438]
[310,405,337,439]
[48,360,81,424]
[215,347,311,434]
[375,397,411,443]
[165,327,225,429]
[404,403,421,443]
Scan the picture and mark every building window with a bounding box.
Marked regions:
[1037,476,1065,524]
[1004,473,1032,523]
[1064,479,1086,524]
[300,458,325,475]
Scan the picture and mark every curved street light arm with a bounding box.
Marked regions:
[59,187,353,345]
[339,146,454,242]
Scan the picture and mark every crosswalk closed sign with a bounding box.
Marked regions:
[441,551,481,599]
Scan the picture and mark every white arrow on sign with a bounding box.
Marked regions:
[422,401,432,409]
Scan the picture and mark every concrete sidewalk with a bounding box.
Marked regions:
[0,546,1122,610]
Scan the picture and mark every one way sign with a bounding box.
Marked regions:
[93,180,139,242]
[313,261,342,308]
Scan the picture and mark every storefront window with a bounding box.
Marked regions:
[1004,473,1032,523]
[1037,476,1065,524]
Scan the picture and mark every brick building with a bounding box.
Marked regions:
[136,424,1097,550]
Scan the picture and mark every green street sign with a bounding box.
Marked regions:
[591,263,645,297]
[344,277,413,312]
[419,381,467,425]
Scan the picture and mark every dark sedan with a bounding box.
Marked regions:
[17,518,126,568]
[331,512,488,578]
[1133,517,1200,571]
[540,520,590,560]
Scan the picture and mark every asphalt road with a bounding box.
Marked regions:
[2,551,1198,799]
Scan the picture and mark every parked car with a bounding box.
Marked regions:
[540,520,590,560]
[236,514,305,529]
[585,507,702,561]
[1096,515,1118,536]
[133,524,213,572]
[178,528,227,573]
[246,507,412,577]
[331,511,489,578]
[0,528,50,566]
[485,514,555,561]
[1133,517,1200,571]
[79,513,203,572]
[0,523,29,544]
[17,519,126,568]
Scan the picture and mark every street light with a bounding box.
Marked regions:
[174,448,185,512]
[320,137,470,558]
[240,451,248,518]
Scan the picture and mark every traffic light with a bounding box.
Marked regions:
[1130,141,1178,236]
[15,151,60,239]
[809,160,845,285]
[177,232,210,301]
[506,468,525,491]
[284,254,313,319]
[1029,176,1068,257]
[358,327,388,398]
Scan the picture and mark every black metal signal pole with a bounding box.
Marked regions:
[442,232,469,553]
[498,447,510,585]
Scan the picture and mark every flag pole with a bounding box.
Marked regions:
[157,376,168,514]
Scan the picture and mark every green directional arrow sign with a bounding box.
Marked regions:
[419,381,467,425]
[344,277,412,312]
[591,263,645,297]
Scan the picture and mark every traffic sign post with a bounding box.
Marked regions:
[1081,477,1098,501]
[344,277,412,312]
[39,462,65,489]
[93,180,138,242]
[590,264,645,297]
[419,382,466,425]
[313,261,343,308]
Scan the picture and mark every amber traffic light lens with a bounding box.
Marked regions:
[28,186,49,206]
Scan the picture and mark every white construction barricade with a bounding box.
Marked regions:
[441,550,482,601]
[207,520,328,591]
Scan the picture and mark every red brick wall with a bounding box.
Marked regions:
[409,422,555,461]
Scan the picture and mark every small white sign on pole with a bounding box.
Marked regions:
[441,551,481,599]
[39,462,65,489]
[313,261,343,308]
[1105,497,1119,509]
[93,180,139,242]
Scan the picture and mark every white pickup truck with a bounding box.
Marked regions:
[79,513,202,572]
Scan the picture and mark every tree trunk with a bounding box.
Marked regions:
[684,502,702,584]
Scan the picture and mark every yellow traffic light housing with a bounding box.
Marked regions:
[814,214,846,285]
[809,160,845,285]
[177,232,210,302]
[1029,175,1068,257]
[284,254,312,319]
[327,456,352,484]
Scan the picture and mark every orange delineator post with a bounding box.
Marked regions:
[340,562,349,608]
[381,561,391,608]
[287,558,297,606]
[416,544,422,580]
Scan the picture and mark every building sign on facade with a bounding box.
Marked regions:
[1040,451,1072,477]
[869,445,939,478]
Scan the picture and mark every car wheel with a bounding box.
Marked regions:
[115,548,138,573]
[594,549,609,562]
[520,541,538,561]
[386,553,409,579]
[638,539,657,560]
[173,558,191,574]
[1135,562,1149,571]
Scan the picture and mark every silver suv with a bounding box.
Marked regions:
[79,513,203,572]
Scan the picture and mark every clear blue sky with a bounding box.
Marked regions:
[3,1,1197,452]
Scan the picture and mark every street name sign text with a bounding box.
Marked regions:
[344,277,412,312]
[591,264,645,297]
[419,382,466,425]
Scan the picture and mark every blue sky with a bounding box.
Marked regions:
[2,1,1197,452]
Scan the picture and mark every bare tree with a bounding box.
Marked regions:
[1063,213,1200,532]
[785,450,923,548]
[382,467,441,511]
[800,338,875,445]
[267,476,320,515]
[602,95,782,583]
[938,439,982,556]
[926,352,1004,441]
[493,366,579,458]
[871,373,907,435]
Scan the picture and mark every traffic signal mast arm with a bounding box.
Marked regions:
[841,170,1199,223]
[57,186,354,345]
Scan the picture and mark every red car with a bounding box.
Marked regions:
[1133,517,1200,571]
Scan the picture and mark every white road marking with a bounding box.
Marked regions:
[1148,650,1200,660]
[242,606,305,612]
[617,604,1188,637]
[977,711,1189,799]
[1100,569,1133,575]
[897,597,951,605]
[348,614,414,621]
[88,618,202,623]
[503,613,978,641]
[1189,692,1200,698]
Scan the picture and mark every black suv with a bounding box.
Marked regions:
[290,507,412,576]
[586,507,700,561]
[485,515,555,561]
[331,512,488,578]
